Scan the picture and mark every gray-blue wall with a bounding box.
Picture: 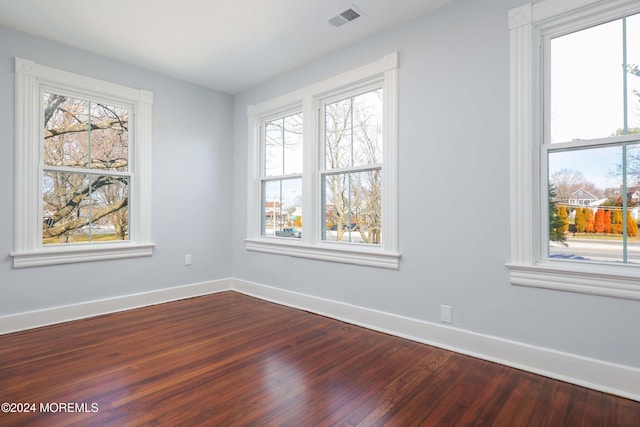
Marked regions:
[0,24,234,314]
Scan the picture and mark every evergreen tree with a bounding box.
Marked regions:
[549,185,567,243]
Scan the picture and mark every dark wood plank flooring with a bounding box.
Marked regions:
[0,291,638,426]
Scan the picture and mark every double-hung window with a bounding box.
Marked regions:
[262,112,304,238]
[12,58,154,268]
[247,53,399,269]
[321,87,383,245]
[508,0,640,299]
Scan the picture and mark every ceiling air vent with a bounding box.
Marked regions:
[328,7,362,27]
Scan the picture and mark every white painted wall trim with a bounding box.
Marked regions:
[0,279,233,334]
[231,278,640,402]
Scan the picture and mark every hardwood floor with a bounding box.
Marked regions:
[0,291,638,426]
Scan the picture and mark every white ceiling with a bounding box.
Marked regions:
[0,0,451,94]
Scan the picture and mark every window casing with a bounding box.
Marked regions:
[12,58,154,268]
[508,0,640,299]
[246,53,399,269]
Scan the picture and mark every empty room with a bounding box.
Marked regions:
[0,0,639,425]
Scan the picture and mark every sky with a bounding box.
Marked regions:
[550,13,640,143]
[548,12,640,192]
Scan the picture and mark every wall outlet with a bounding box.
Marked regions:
[185,254,192,266]
[440,305,452,323]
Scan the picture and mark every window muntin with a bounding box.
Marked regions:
[261,112,303,239]
[321,88,383,245]
[42,92,131,245]
[545,12,640,266]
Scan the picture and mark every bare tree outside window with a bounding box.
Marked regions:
[262,112,303,238]
[323,89,382,244]
[42,92,130,244]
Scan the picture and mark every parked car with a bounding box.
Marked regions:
[275,227,301,238]
[328,223,358,231]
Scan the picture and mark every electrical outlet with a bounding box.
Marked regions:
[440,305,452,323]
[185,254,192,266]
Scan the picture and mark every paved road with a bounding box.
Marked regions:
[550,238,640,262]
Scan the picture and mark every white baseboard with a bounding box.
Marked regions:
[0,278,233,335]
[231,278,640,402]
[2,276,637,402]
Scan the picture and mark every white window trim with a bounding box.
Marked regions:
[12,57,154,268]
[246,53,400,269]
[508,0,640,299]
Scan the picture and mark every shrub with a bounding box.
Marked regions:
[557,206,569,233]
[627,212,638,237]
[612,209,623,234]
[575,208,586,232]
[594,209,605,233]
[585,208,595,233]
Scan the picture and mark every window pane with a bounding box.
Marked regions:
[548,146,624,262]
[262,178,302,238]
[88,102,129,171]
[44,93,129,171]
[550,19,624,143]
[323,169,381,244]
[43,172,129,244]
[90,175,130,241]
[44,94,90,168]
[264,113,303,177]
[626,143,640,263]
[325,98,353,170]
[626,14,640,133]
[325,89,383,169]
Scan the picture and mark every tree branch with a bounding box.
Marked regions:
[45,117,128,139]
[44,94,67,127]
[45,176,127,227]
[43,197,128,239]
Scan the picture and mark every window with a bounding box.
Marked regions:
[262,112,303,239]
[322,88,383,245]
[508,0,640,299]
[246,53,399,269]
[12,58,154,268]
[548,12,640,264]
[43,93,131,245]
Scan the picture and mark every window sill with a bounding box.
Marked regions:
[245,238,400,269]
[507,261,640,300]
[11,242,155,268]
